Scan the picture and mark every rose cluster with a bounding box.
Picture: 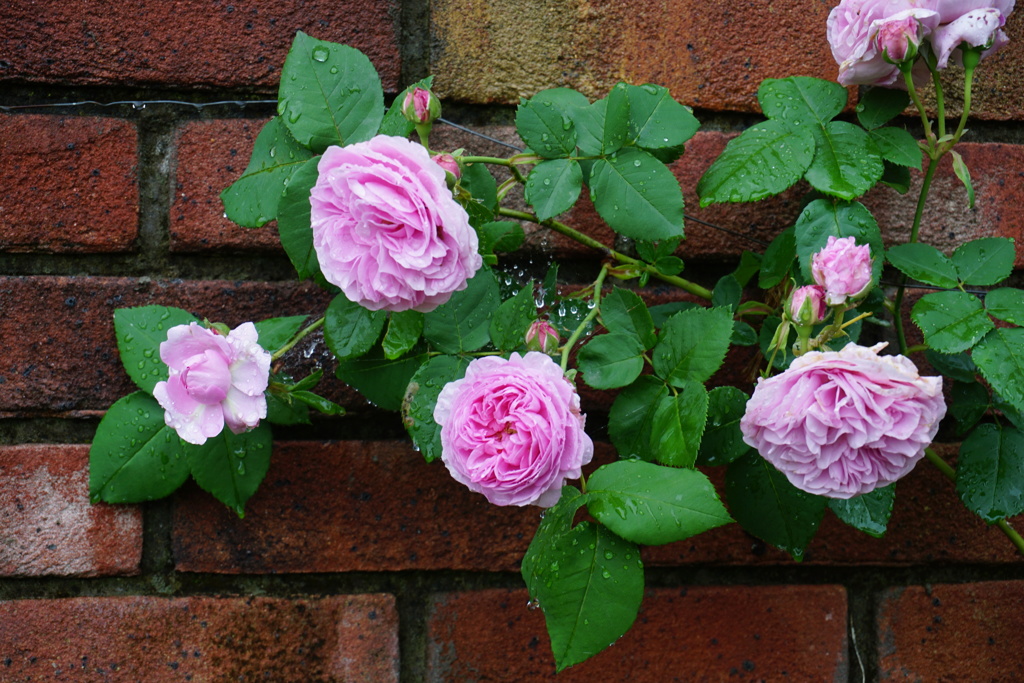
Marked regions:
[827,0,1015,86]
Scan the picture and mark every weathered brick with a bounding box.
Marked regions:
[878,581,1024,681]
[172,440,545,573]
[426,586,847,681]
[0,444,141,577]
[1,1,401,91]
[0,276,332,414]
[0,115,138,253]
[171,118,280,252]
[0,594,398,681]
[431,0,842,110]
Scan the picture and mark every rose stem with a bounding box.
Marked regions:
[271,316,326,362]
[496,207,713,301]
[560,264,609,373]
[924,447,1024,556]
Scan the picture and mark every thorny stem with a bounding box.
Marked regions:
[925,448,1024,556]
[497,208,714,301]
[271,316,325,362]
[561,264,609,373]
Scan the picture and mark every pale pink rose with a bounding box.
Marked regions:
[827,0,940,86]
[811,236,874,306]
[741,342,945,498]
[524,319,560,355]
[153,322,271,445]
[931,5,1013,67]
[433,352,594,507]
[310,135,482,313]
[788,285,829,326]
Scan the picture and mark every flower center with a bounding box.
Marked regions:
[181,350,232,404]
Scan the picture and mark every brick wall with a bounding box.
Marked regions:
[1,1,1022,680]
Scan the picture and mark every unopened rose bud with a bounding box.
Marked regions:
[876,14,922,63]
[788,285,828,327]
[402,87,441,125]
[811,236,873,306]
[525,319,560,355]
[433,153,461,185]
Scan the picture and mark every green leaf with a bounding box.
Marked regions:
[526,519,643,671]
[733,250,763,288]
[423,268,500,354]
[601,288,657,349]
[725,453,827,560]
[951,150,975,208]
[382,311,424,360]
[910,291,992,354]
[697,386,753,467]
[649,382,709,467]
[277,32,384,151]
[985,288,1024,325]
[402,355,469,462]
[653,256,684,276]
[925,350,978,383]
[524,159,583,221]
[827,484,895,538]
[516,89,580,158]
[758,227,796,289]
[587,460,732,545]
[290,390,346,415]
[697,120,815,206]
[950,380,990,435]
[323,294,386,360]
[379,76,433,137]
[869,127,923,170]
[648,302,701,329]
[608,376,670,461]
[265,392,311,426]
[794,199,883,286]
[89,392,191,503]
[973,328,1024,413]
[460,162,498,226]
[622,83,700,151]
[952,237,1015,286]
[886,243,959,288]
[759,316,795,371]
[957,423,1024,522]
[488,285,537,351]
[220,117,316,228]
[712,275,742,312]
[254,316,308,355]
[758,76,846,126]
[652,306,734,386]
[577,333,646,390]
[478,221,525,256]
[635,237,681,263]
[187,424,272,518]
[879,161,912,193]
[589,148,685,241]
[114,306,199,395]
[804,121,884,200]
[335,344,427,412]
[856,87,910,130]
[276,156,327,283]
[731,321,758,346]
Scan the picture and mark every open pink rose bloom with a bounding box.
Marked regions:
[812,235,873,306]
[153,322,271,445]
[740,343,946,499]
[434,352,594,507]
[310,135,482,313]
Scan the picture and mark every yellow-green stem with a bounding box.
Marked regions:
[271,316,325,361]
[560,265,609,372]
[892,158,939,354]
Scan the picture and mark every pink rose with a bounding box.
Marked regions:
[811,236,874,306]
[740,343,945,498]
[310,135,482,313]
[153,322,271,445]
[524,319,560,355]
[827,0,940,86]
[402,87,440,124]
[432,153,461,180]
[931,3,1014,68]
[433,352,594,507]
[788,285,828,326]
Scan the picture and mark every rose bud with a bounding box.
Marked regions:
[811,235,873,306]
[402,87,441,125]
[788,285,828,327]
[433,153,461,186]
[525,319,560,355]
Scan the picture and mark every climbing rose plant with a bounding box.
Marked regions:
[90,0,1024,670]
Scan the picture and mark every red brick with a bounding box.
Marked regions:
[878,581,1024,681]
[0,444,141,577]
[1,1,401,91]
[0,115,138,253]
[0,594,398,681]
[431,0,844,111]
[426,586,847,681]
[171,118,281,252]
[172,440,545,573]
[0,276,333,415]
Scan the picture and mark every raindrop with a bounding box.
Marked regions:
[311,45,330,62]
